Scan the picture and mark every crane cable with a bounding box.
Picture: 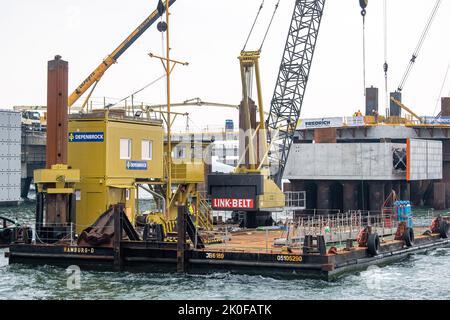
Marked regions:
[433,59,450,116]
[397,0,441,92]
[360,1,368,97]
[383,0,389,113]
[243,0,265,51]
[242,0,281,52]
[107,74,167,109]
[259,0,281,51]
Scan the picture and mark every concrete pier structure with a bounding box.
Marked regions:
[286,121,445,212]
[342,181,358,211]
[369,181,385,212]
[316,181,332,212]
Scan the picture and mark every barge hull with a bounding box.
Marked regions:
[7,235,450,280]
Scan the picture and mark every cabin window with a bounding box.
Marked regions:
[193,145,203,160]
[120,138,132,160]
[174,145,186,159]
[142,140,153,160]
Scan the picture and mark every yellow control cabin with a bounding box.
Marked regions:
[68,110,164,233]
[169,138,210,185]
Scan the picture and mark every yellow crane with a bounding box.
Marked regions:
[68,0,176,110]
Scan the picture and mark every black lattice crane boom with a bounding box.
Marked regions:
[267,0,326,186]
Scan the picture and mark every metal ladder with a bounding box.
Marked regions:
[194,192,213,230]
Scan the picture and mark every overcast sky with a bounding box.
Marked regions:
[1,0,449,129]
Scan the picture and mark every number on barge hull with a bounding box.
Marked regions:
[205,252,225,260]
[276,255,302,263]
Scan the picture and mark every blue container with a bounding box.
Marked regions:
[405,202,413,228]
[394,200,413,228]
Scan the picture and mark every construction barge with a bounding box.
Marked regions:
[8,240,450,280]
[5,0,450,281]
[6,202,450,280]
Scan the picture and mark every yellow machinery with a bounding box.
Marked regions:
[170,139,208,184]
[34,164,80,231]
[67,108,212,233]
[34,2,212,245]
[68,109,164,233]
[63,0,212,236]
[144,138,212,230]
[207,50,284,228]
[33,56,82,242]
[236,51,284,210]
[34,165,80,196]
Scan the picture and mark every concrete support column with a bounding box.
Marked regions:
[442,140,450,181]
[400,182,411,201]
[410,181,424,206]
[385,181,394,199]
[441,97,450,208]
[342,181,358,212]
[305,181,317,210]
[422,181,433,207]
[445,183,450,209]
[20,177,32,199]
[433,182,446,210]
[368,181,385,213]
[316,181,332,213]
[393,182,401,197]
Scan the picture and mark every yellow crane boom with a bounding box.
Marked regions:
[68,0,176,109]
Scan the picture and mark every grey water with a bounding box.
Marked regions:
[0,201,449,300]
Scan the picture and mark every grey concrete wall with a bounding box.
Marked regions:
[284,143,406,181]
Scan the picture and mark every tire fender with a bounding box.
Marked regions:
[404,227,414,247]
[367,233,380,256]
[439,220,449,239]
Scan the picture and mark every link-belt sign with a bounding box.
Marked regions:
[212,198,254,209]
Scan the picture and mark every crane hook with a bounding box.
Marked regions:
[157,0,167,32]
[360,0,368,16]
